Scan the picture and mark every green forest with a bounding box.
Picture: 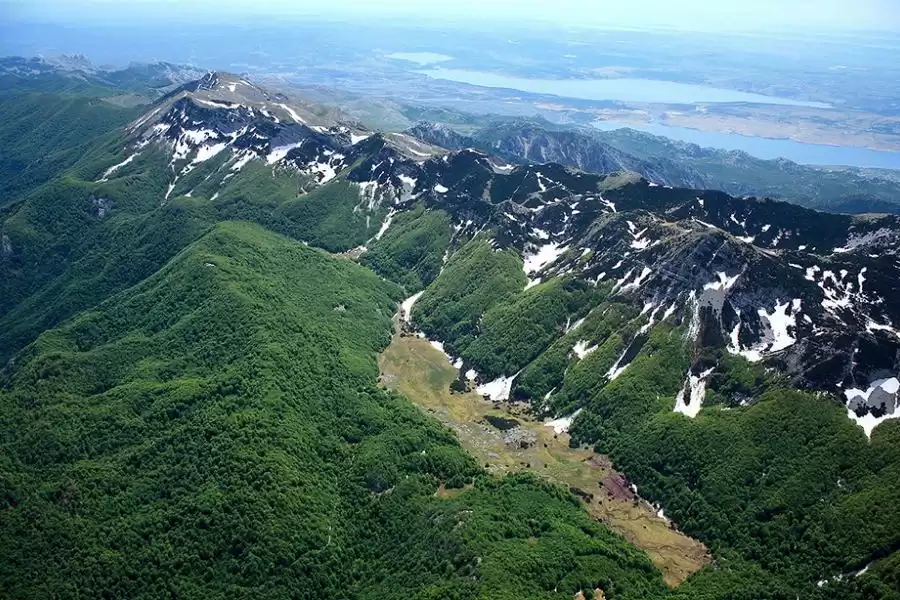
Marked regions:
[0,222,668,599]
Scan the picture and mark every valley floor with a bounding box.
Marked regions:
[379,322,711,586]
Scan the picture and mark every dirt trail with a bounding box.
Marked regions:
[379,330,710,586]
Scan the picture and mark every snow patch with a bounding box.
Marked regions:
[599,196,617,213]
[231,151,255,171]
[165,181,176,201]
[374,209,397,241]
[638,304,664,336]
[277,103,305,124]
[626,221,651,250]
[489,160,516,174]
[663,303,677,321]
[607,346,632,381]
[429,339,449,357]
[572,340,598,360]
[729,300,801,360]
[674,368,714,418]
[98,152,140,181]
[617,267,653,294]
[727,309,762,363]
[545,409,582,434]
[477,372,520,402]
[656,505,670,523]
[523,242,568,274]
[401,292,424,323]
[397,174,417,191]
[760,300,799,353]
[703,271,741,291]
[866,319,900,339]
[845,377,900,439]
[564,317,587,335]
[305,157,341,183]
[193,142,228,164]
[267,143,303,164]
[812,268,862,315]
[685,291,702,340]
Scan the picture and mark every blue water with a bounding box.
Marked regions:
[418,68,832,108]
[593,121,900,170]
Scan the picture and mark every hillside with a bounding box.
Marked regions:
[1,65,899,599]
[2,222,669,598]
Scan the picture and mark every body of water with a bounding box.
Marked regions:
[387,52,454,66]
[418,68,832,108]
[593,121,900,169]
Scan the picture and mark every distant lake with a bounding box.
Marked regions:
[387,52,454,66]
[593,121,900,169]
[418,68,832,108]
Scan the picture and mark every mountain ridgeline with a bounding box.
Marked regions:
[408,119,900,214]
[1,63,899,600]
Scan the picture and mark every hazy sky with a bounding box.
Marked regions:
[3,0,900,32]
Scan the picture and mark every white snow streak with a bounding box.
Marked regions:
[98,153,140,181]
[572,340,598,360]
[545,409,582,434]
[845,377,900,439]
[401,292,424,323]
[703,271,741,292]
[760,299,800,353]
[374,209,397,241]
[523,242,568,274]
[277,103,306,124]
[267,143,303,164]
[674,368,714,418]
[477,372,520,402]
[193,142,228,163]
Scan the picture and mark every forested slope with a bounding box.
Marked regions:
[0,222,667,599]
[0,92,140,207]
[378,211,900,600]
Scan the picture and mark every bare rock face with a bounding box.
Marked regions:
[91,196,112,219]
[503,428,537,449]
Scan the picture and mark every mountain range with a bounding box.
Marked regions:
[1,59,899,600]
[408,119,900,214]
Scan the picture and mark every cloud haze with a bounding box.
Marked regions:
[3,0,899,32]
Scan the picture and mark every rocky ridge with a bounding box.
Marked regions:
[100,72,900,437]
